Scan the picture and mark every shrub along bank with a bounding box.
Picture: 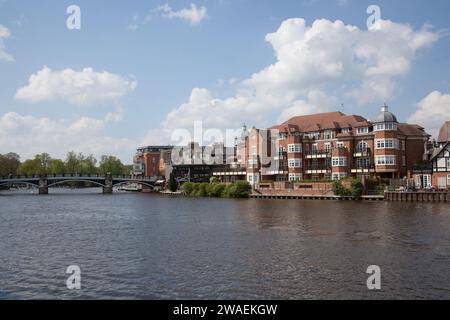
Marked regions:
[181,181,252,198]
[332,178,364,197]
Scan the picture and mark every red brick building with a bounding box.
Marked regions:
[228,106,430,186]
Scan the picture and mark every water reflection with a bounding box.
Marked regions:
[0,189,449,299]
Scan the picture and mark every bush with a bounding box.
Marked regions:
[351,179,364,197]
[196,183,209,197]
[224,181,251,198]
[208,183,226,197]
[333,178,363,197]
[181,180,251,198]
[181,182,195,196]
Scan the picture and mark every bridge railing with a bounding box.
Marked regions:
[1,174,159,181]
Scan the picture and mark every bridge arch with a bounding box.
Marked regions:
[47,180,106,188]
[112,181,155,189]
[0,182,39,188]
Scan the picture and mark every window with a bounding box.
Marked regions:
[324,143,331,153]
[278,133,287,140]
[324,130,333,140]
[311,143,318,153]
[288,159,302,168]
[288,144,302,153]
[376,156,396,166]
[374,123,397,131]
[402,156,406,166]
[356,158,370,168]
[357,141,368,152]
[447,174,450,186]
[376,139,398,149]
[289,173,303,182]
[332,173,347,180]
[332,157,347,167]
[357,127,369,135]
[251,146,257,155]
[336,142,344,149]
[341,128,350,134]
[305,132,320,139]
[447,159,450,168]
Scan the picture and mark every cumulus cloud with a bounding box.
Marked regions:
[0,24,14,62]
[0,111,136,162]
[157,3,208,25]
[408,90,450,138]
[15,66,137,106]
[143,18,438,145]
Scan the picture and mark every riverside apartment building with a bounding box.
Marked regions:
[225,106,430,186]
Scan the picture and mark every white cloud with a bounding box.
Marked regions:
[143,18,438,145]
[15,66,137,106]
[158,3,208,26]
[0,24,14,62]
[0,111,136,162]
[408,90,450,138]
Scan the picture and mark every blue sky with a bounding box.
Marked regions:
[0,0,449,162]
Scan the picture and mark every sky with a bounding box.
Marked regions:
[0,0,449,163]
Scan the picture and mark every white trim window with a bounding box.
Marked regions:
[289,173,303,182]
[305,132,320,139]
[288,144,302,153]
[278,133,287,140]
[356,127,369,135]
[374,123,397,131]
[447,159,450,168]
[375,139,399,149]
[324,143,331,153]
[336,142,345,149]
[376,156,396,166]
[357,141,368,152]
[332,157,347,167]
[251,146,257,155]
[288,159,302,168]
[448,174,450,186]
[332,173,347,180]
[324,130,333,140]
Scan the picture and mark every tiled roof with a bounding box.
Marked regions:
[270,112,370,133]
[397,123,428,137]
[438,121,450,143]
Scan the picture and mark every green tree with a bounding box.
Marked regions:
[65,151,82,173]
[48,159,66,175]
[17,158,40,175]
[168,172,178,192]
[99,155,125,175]
[81,154,98,174]
[0,153,21,176]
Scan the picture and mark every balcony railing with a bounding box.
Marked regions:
[353,148,371,157]
[305,150,331,158]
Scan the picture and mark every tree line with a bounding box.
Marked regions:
[0,152,132,176]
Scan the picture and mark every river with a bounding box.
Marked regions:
[0,188,449,299]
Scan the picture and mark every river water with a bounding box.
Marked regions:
[0,188,449,300]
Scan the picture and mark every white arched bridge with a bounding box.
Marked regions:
[0,174,158,194]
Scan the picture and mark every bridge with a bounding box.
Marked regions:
[0,174,158,194]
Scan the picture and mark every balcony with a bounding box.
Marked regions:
[212,168,247,176]
[305,150,331,159]
[351,163,376,174]
[353,148,371,158]
[304,165,331,174]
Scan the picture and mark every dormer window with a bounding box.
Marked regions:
[324,130,333,140]
[374,123,397,131]
[357,127,369,134]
